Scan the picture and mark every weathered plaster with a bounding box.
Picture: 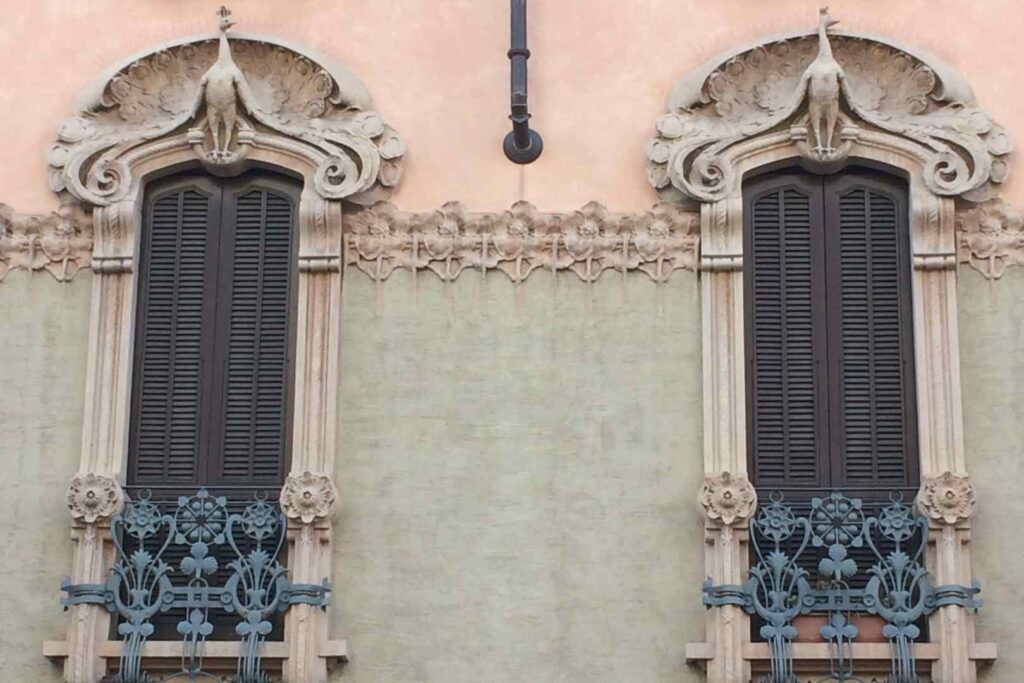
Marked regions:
[331,271,705,682]
[0,271,91,682]
[960,268,1024,683]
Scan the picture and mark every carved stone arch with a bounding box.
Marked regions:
[663,13,1000,683]
[51,10,386,682]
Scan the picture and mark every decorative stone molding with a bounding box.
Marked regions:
[918,472,976,526]
[344,201,700,283]
[0,203,92,282]
[648,14,1011,204]
[957,199,1024,279]
[65,473,124,524]
[670,10,1001,683]
[698,472,756,526]
[280,471,338,524]
[48,7,403,207]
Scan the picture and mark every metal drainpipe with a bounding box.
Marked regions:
[503,0,543,164]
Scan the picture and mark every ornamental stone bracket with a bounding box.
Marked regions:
[48,6,403,209]
[343,200,700,283]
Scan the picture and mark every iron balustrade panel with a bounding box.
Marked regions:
[702,490,983,683]
[61,488,330,683]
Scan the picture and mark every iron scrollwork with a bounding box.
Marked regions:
[704,491,983,683]
[61,489,331,683]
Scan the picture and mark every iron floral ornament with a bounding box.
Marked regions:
[280,471,338,524]
[698,471,757,526]
[65,472,124,524]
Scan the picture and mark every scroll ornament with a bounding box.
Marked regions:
[344,200,700,283]
[648,8,1012,203]
[66,473,124,524]
[917,472,976,526]
[279,471,338,524]
[699,471,757,526]
[48,6,404,207]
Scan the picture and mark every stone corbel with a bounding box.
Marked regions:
[56,473,124,683]
[280,472,344,682]
[693,472,756,683]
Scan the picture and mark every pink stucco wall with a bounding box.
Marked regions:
[1,0,1021,213]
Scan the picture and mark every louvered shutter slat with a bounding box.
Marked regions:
[218,188,295,485]
[828,181,917,488]
[131,188,213,486]
[747,181,825,488]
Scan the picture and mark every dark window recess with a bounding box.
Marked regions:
[128,172,299,495]
[744,168,919,497]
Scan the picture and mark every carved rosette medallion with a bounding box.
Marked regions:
[65,473,124,524]
[648,24,1011,203]
[699,472,757,526]
[280,471,338,524]
[917,472,976,525]
[48,9,404,207]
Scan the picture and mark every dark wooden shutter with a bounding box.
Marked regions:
[129,173,297,492]
[213,185,296,485]
[129,181,220,488]
[745,175,829,490]
[825,174,918,490]
[745,168,918,495]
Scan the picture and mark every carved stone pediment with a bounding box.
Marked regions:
[648,22,1011,203]
[49,9,403,207]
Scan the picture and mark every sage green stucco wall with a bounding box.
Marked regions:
[331,271,706,682]
[0,271,91,682]
[961,269,1024,683]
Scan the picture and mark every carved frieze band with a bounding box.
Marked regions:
[957,199,1024,280]
[0,203,92,282]
[343,201,700,283]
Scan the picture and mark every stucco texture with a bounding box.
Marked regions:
[331,271,705,682]
[960,268,1024,683]
[0,271,91,682]
[2,0,1024,213]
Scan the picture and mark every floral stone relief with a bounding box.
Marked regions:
[280,471,338,524]
[917,472,976,526]
[699,472,757,526]
[957,199,1024,280]
[48,7,404,207]
[66,473,125,524]
[648,10,1012,204]
[0,203,92,282]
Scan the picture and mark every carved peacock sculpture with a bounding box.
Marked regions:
[193,6,262,157]
[805,6,843,154]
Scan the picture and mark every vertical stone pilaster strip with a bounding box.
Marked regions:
[699,197,751,683]
[910,195,977,683]
[281,194,343,683]
[65,201,136,683]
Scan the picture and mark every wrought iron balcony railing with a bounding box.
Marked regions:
[703,491,983,683]
[60,489,330,683]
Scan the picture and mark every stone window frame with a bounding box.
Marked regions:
[646,20,1007,683]
[41,20,403,683]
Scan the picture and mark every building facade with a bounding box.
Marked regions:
[1,1,1023,681]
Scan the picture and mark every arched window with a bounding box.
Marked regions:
[744,167,919,496]
[128,171,300,494]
